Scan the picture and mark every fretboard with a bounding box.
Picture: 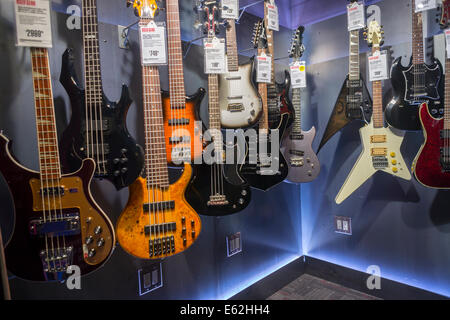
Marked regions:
[264,3,275,84]
[411,0,424,65]
[82,0,103,102]
[140,19,170,188]
[349,30,360,81]
[292,88,301,133]
[31,47,61,181]
[257,48,269,130]
[166,0,186,108]
[225,19,239,72]
[445,57,450,129]
[371,46,384,128]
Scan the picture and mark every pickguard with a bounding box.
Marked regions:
[402,64,441,104]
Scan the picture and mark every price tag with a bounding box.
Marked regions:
[368,50,389,81]
[204,37,226,74]
[415,0,437,12]
[290,61,307,88]
[445,29,450,59]
[266,1,279,32]
[347,1,365,31]
[14,0,52,48]
[139,21,167,66]
[256,53,272,83]
[221,0,239,19]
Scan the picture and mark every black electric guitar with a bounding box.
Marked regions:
[385,0,444,131]
[318,0,372,152]
[185,0,251,216]
[59,0,144,190]
[239,20,289,191]
[0,48,115,281]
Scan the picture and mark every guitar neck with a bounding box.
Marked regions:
[411,0,424,65]
[371,46,384,128]
[140,19,170,188]
[349,30,360,80]
[225,19,239,72]
[82,0,103,102]
[166,0,186,106]
[445,58,450,129]
[264,5,276,85]
[31,47,61,181]
[292,87,301,133]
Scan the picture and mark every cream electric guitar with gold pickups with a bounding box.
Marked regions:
[335,21,411,204]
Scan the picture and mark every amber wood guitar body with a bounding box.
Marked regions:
[116,164,201,259]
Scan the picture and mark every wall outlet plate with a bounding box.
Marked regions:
[226,232,242,257]
[334,216,352,235]
[138,263,163,296]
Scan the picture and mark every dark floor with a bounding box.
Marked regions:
[267,274,381,300]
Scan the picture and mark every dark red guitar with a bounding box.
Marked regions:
[412,0,450,188]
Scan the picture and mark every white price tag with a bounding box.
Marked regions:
[445,29,450,59]
[221,0,239,19]
[290,61,307,88]
[415,0,437,12]
[204,37,226,74]
[266,2,279,32]
[256,54,272,83]
[347,1,365,31]
[139,21,167,66]
[368,50,389,81]
[14,0,52,48]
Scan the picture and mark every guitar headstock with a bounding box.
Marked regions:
[197,0,220,38]
[289,26,305,60]
[252,20,267,50]
[128,0,159,19]
[364,20,384,48]
[440,0,450,28]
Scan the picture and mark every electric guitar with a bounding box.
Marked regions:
[335,21,412,204]
[117,0,201,259]
[59,0,144,190]
[412,0,450,188]
[281,26,320,183]
[185,0,252,216]
[239,20,289,191]
[218,10,263,129]
[385,0,444,131]
[318,0,372,153]
[262,0,294,129]
[0,47,114,281]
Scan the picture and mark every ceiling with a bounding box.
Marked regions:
[239,0,383,29]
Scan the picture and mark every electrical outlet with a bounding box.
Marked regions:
[226,232,242,257]
[138,263,163,296]
[334,216,352,235]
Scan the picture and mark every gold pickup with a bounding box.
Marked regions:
[371,148,387,156]
[371,135,387,143]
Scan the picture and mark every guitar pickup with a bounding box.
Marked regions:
[29,212,80,237]
[225,76,241,81]
[143,201,175,213]
[289,134,304,140]
[169,136,191,143]
[346,79,363,88]
[371,148,387,156]
[227,103,244,112]
[290,150,304,156]
[82,120,110,132]
[290,157,304,167]
[40,186,65,196]
[144,222,176,235]
[371,135,387,143]
[168,118,190,126]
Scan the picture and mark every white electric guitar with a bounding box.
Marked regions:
[335,20,411,204]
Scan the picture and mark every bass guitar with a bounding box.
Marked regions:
[336,21,411,204]
[239,20,289,192]
[59,0,144,190]
[318,0,372,152]
[385,0,444,131]
[185,0,252,216]
[281,26,320,183]
[0,47,114,281]
[412,0,450,188]
[117,0,201,259]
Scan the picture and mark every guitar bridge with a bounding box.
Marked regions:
[372,156,388,169]
[207,194,229,206]
[40,246,73,281]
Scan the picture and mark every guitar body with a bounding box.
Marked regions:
[219,59,262,129]
[185,142,251,216]
[0,134,114,281]
[281,126,320,183]
[412,103,450,188]
[385,57,444,131]
[116,164,201,259]
[162,88,206,163]
[335,122,412,204]
[318,75,372,152]
[240,113,290,191]
[59,48,144,190]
